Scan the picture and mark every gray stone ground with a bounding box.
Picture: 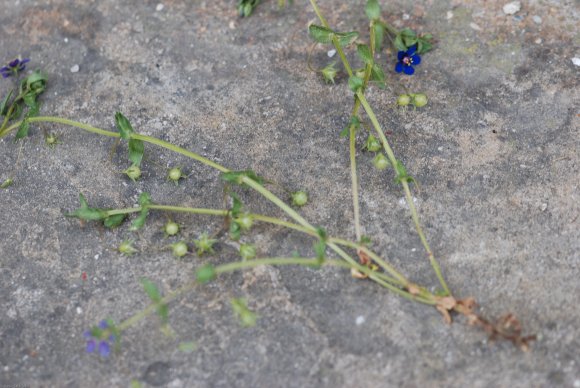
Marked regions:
[1,0,579,387]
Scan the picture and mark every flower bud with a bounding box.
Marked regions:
[118,241,138,256]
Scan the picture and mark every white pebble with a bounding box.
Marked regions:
[532,15,542,24]
[573,379,580,388]
[70,64,79,73]
[535,38,542,44]
[76,307,83,315]
[355,316,365,325]
[572,57,580,67]
[446,11,453,20]
[156,3,164,11]
[470,22,482,31]
[402,13,410,20]
[327,49,336,58]
[64,37,68,43]
[503,1,521,15]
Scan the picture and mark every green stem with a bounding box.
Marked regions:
[1,116,416,297]
[117,255,434,332]
[308,3,450,295]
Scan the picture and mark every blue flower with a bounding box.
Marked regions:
[1,57,30,78]
[395,45,421,75]
[84,319,116,357]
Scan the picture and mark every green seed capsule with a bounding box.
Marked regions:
[167,167,183,184]
[291,191,308,207]
[239,244,257,260]
[412,93,428,107]
[397,94,411,107]
[1,178,13,189]
[373,153,390,170]
[171,241,188,258]
[164,220,180,236]
[235,214,253,231]
[118,241,138,256]
[125,164,141,182]
[365,134,381,152]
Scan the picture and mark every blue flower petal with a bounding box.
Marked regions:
[407,45,417,56]
[397,51,405,61]
[403,65,415,75]
[98,320,109,329]
[99,341,111,357]
[1,72,10,78]
[21,58,30,64]
[411,54,421,65]
[395,62,404,73]
[86,339,96,353]
[8,59,19,68]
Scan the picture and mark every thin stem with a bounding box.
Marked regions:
[117,255,434,332]
[1,116,416,298]
[308,4,450,295]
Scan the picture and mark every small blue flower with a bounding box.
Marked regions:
[84,319,116,357]
[0,57,30,78]
[395,45,421,75]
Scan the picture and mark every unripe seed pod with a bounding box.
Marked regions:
[412,93,428,107]
[167,167,182,183]
[125,164,141,182]
[239,244,257,260]
[235,214,253,231]
[171,241,188,257]
[373,153,390,170]
[397,94,411,106]
[366,134,381,152]
[164,220,180,236]
[292,191,308,207]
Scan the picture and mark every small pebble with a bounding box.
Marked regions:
[446,11,453,20]
[355,316,365,325]
[503,1,521,15]
[76,307,83,315]
[70,64,79,73]
[327,49,336,58]
[156,3,164,11]
[540,203,548,212]
[572,57,580,67]
[535,38,542,44]
[402,13,410,20]
[470,22,482,31]
[64,37,68,43]
[532,15,542,24]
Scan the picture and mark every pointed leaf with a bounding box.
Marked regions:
[128,138,144,166]
[114,112,134,140]
[357,44,373,65]
[0,90,13,116]
[335,31,359,46]
[103,214,126,228]
[308,24,334,44]
[365,0,381,20]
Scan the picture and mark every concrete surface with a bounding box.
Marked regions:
[1,0,579,387]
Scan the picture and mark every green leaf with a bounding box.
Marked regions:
[23,93,36,108]
[393,160,416,185]
[356,44,373,65]
[0,90,13,116]
[341,115,360,138]
[308,24,334,44]
[348,76,364,93]
[360,235,372,245]
[130,208,149,231]
[141,278,162,303]
[313,240,326,261]
[229,192,243,218]
[371,64,385,82]
[416,34,434,54]
[103,214,126,228]
[400,28,418,48]
[114,112,134,140]
[229,222,241,241]
[138,192,152,206]
[196,264,216,284]
[24,71,48,94]
[365,0,381,20]
[1,178,13,189]
[128,138,144,166]
[221,170,264,186]
[372,23,385,52]
[66,193,108,221]
[394,34,406,51]
[15,119,29,140]
[141,278,168,323]
[335,31,359,47]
